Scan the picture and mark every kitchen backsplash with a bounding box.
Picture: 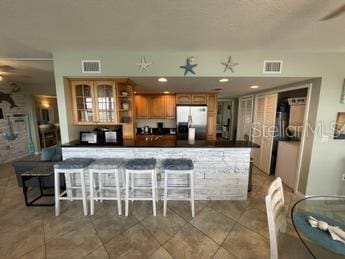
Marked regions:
[136,119,176,128]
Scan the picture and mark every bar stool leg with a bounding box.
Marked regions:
[121,168,125,188]
[125,170,130,216]
[90,170,95,215]
[115,169,122,215]
[163,171,168,216]
[54,170,60,216]
[66,173,73,201]
[151,170,157,216]
[131,173,134,203]
[80,171,88,216]
[98,172,103,202]
[155,168,159,202]
[190,170,195,218]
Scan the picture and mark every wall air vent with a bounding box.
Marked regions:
[82,60,101,73]
[263,60,283,74]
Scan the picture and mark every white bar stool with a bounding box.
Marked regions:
[88,158,124,215]
[54,158,94,216]
[124,158,157,216]
[163,159,195,217]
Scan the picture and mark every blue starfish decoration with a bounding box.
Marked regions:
[180,57,197,75]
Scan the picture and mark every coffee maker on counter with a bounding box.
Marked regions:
[80,125,123,145]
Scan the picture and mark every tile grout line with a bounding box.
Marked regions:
[87,217,111,258]
[138,204,192,255]
[209,214,240,259]
[148,201,210,254]
[42,214,48,259]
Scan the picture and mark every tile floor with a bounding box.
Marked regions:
[0,162,309,259]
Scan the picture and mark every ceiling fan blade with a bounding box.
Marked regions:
[320,4,345,21]
[0,65,15,72]
[1,73,32,79]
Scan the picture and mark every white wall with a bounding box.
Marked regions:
[53,51,345,196]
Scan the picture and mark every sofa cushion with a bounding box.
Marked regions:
[41,146,57,161]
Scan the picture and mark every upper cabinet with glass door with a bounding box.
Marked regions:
[70,80,117,125]
[71,80,95,124]
[94,81,117,124]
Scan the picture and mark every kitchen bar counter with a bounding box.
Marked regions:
[62,139,258,200]
[62,139,259,148]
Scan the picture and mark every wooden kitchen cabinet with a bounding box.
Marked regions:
[135,95,149,118]
[207,113,217,140]
[207,94,217,113]
[164,95,176,119]
[69,79,135,140]
[70,79,135,139]
[192,94,207,104]
[148,95,165,118]
[176,93,209,105]
[117,81,135,140]
[71,80,95,125]
[176,94,192,104]
[94,80,117,124]
[135,94,176,119]
[71,80,117,125]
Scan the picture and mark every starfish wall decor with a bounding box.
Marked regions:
[136,56,152,72]
[180,57,197,76]
[221,56,239,73]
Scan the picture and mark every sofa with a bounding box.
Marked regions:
[12,145,65,188]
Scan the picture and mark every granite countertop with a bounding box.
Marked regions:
[62,139,260,148]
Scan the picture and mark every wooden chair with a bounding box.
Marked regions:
[265,177,287,259]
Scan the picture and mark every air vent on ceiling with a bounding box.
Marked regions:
[263,60,283,74]
[82,60,101,73]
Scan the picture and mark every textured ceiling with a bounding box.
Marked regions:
[0,60,54,88]
[131,76,311,97]
[0,0,345,58]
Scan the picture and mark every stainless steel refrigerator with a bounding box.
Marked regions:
[176,105,208,140]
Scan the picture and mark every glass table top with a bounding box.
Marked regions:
[291,196,345,259]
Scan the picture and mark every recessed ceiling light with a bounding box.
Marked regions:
[158,77,167,82]
[218,78,229,83]
[250,85,259,89]
[163,91,170,94]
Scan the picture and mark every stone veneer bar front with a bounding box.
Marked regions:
[61,140,258,200]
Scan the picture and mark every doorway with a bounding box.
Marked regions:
[34,95,60,149]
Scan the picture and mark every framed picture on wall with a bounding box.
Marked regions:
[0,108,3,119]
[334,112,345,139]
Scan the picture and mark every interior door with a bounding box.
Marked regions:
[259,94,277,174]
[252,95,265,167]
[236,96,254,140]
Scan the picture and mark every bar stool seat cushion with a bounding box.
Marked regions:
[163,159,194,170]
[125,158,156,170]
[54,158,94,170]
[89,158,124,170]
